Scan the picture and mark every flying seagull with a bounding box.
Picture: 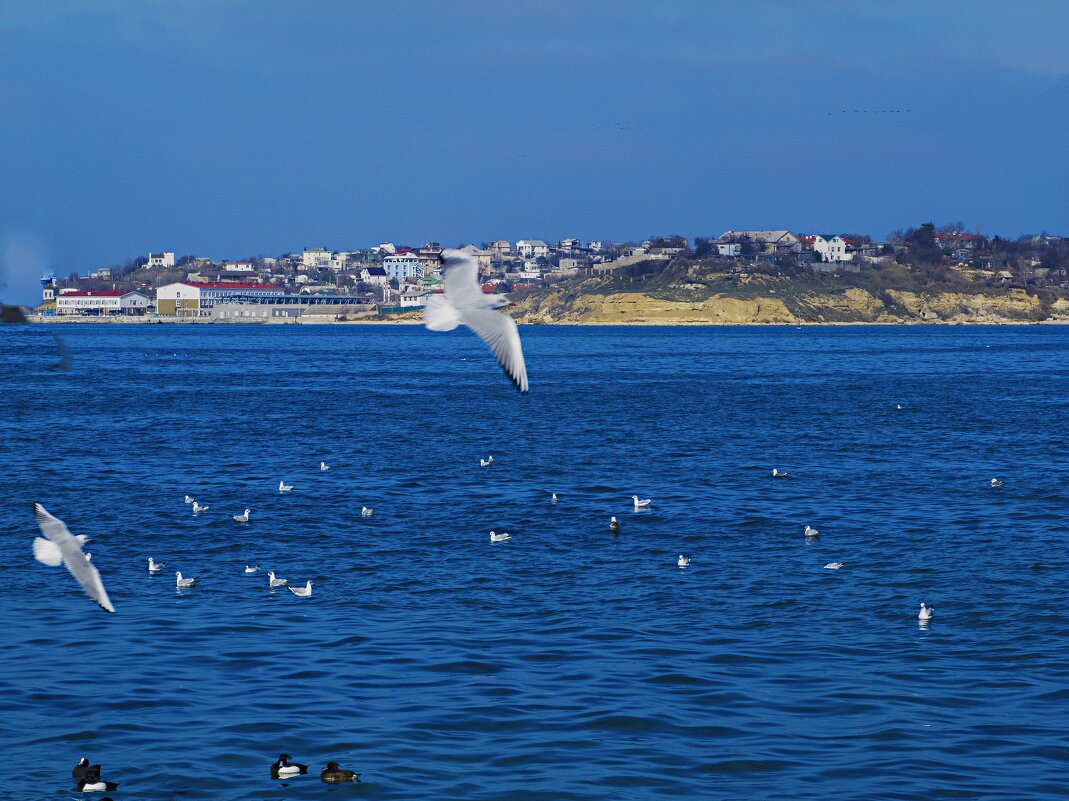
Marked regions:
[31,503,115,613]
[1,304,29,324]
[425,248,529,393]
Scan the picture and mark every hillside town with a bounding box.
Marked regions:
[29,224,1069,322]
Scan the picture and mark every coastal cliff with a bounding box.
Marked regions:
[508,265,1069,325]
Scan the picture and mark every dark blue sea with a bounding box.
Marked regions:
[1,323,1068,800]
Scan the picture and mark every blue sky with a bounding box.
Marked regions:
[2,1,1068,301]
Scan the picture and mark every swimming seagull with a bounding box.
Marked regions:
[271,754,308,778]
[289,580,313,597]
[610,516,620,533]
[148,557,165,573]
[279,480,293,493]
[245,565,259,574]
[918,603,934,621]
[677,554,690,568]
[551,493,559,504]
[896,404,903,410]
[268,571,288,588]
[772,468,790,477]
[184,495,195,504]
[824,562,844,569]
[31,503,115,613]
[361,506,374,517]
[175,571,197,588]
[632,495,651,509]
[489,530,511,542]
[425,248,529,393]
[805,525,819,538]
[990,478,1004,488]
[233,508,250,523]
[321,761,360,783]
[320,461,330,471]
[480,455,494,467]
[192,501,209,513]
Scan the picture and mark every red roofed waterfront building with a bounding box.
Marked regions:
[156,281,284,316]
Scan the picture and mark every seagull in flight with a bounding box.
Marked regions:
[425,248,529,393]
[31,503,115,613]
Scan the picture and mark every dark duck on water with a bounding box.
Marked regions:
[321,761,361,783]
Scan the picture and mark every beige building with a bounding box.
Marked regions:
[156,281,284,316]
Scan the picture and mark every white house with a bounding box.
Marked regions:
[148,252,175,268]
[156,281,284,316]
[399,289,439,308]
[360,266,389,285]
[515,239,549,259]
[56,290,150,316]
[813,235,852,263]
[221,261,257,273]
[717,243,741,257]
[382,252,420,283]
[302,248,332,270]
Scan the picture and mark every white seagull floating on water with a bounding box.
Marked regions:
[772,468,790,477]
[289,580,313,597]
[489,530,511,542]
[245,565,259,574]
[677,555,690,568]
[148,557,165,573]
[183,495,195,504]
[32,503,114,613]
[175,571,197,588]
[990,478,1004,488]
[610,516,620,533]
[361,506,374,517]
[632,495,651,509]
[480,455,494,467]
[320,461,330,471]
[551,493,559,504]
[279,480,293,493]
[918,603,934,621]
[425,248,529,393]
[192,501,209,513]
[233,508,251,523]
[824,562,844,570]
[805,525,820,538]
[268,571,287,588]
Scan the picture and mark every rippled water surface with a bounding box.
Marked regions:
[1,323,1068,800]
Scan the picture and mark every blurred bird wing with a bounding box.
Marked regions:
[458,308,528,393]
[33,536,64,566]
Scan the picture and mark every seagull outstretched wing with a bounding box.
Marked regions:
[433,249,528,393]
[33,503,115,613]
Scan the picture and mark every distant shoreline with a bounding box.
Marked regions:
[22,315,1069,327]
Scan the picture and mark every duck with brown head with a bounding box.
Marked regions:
[321,761,361,783]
